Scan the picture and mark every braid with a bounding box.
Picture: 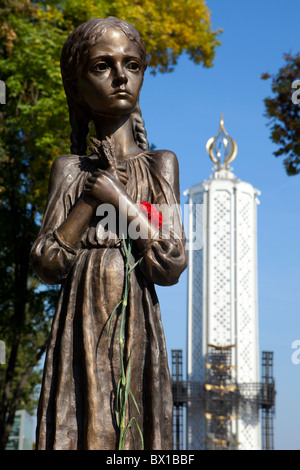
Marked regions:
[68,98,90,155]
[132,101,149,151]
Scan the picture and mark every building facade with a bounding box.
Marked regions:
[185,117,261,450]
[5,410,35,450]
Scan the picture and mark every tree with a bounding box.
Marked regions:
[261,53,300,176]
[0,0,221,449]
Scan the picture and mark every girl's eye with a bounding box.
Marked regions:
[92,62,109,73]
[126,61,140,72]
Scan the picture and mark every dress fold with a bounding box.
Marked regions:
[31,151,187,450]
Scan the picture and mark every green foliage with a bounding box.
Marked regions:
[1,0,221,211]
[109,0,221,73]
[0,0,221,448]
[261,53,300,176]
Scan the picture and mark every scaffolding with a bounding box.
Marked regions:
[261,352,275,450]
[171,348,276,450]
[204,344,239,450]
[171,350,184,450]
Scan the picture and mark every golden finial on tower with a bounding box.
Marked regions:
[206,114,238,171]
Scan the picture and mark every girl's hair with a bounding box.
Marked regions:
[60,17,149,155]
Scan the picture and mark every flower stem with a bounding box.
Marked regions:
[110,235,143,450]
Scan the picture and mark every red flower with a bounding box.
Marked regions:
[139,201,163,229]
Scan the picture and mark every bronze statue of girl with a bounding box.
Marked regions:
[30,16,187,450]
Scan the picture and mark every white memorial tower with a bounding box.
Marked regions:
[184,116,261,450]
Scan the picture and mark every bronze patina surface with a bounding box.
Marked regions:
[30,17,187,450]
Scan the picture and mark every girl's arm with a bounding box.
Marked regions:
[57,169,159,253]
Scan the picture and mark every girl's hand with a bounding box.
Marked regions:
[83,169,126,207]
[105,163,128,186]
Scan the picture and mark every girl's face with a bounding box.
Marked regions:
[77,28,144,117]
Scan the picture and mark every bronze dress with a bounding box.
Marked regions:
[30,151,187,450]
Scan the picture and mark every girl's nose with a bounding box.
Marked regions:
[113,64,128,87]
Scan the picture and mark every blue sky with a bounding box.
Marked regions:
[139,1,300,450]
